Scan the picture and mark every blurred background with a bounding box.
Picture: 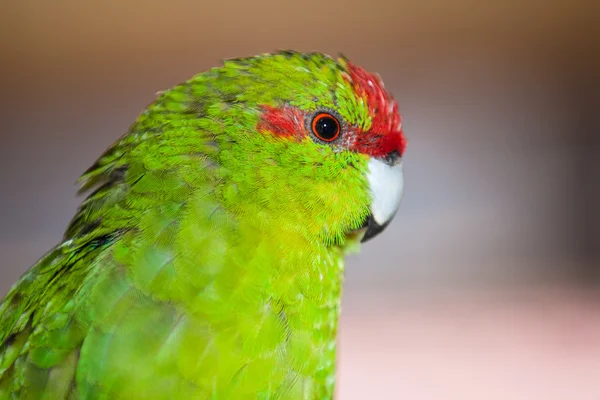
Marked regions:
[1,0,599,398]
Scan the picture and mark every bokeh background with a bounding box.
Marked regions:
[1,0,599,398]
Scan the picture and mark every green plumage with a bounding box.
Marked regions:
[0,52,385,399]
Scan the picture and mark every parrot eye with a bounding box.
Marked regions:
[311,113,341,142]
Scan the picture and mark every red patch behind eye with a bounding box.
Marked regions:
[256,105,305,139]
[346,63,407,157]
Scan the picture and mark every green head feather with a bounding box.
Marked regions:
[70,51,405,247]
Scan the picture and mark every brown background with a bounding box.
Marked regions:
[1,0,599,398]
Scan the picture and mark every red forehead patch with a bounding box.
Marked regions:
[346,63,407,157]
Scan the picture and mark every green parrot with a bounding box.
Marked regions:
[0,51,406,399]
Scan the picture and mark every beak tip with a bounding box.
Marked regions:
[360,214,392,243]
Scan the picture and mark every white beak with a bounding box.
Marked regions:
[362,157,404,242]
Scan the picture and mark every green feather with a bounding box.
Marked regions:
[0,51,382,399]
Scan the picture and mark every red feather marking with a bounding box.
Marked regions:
[257,105,305,139]
[346,63,407,157]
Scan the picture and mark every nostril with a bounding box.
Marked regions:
[385,150,400,166]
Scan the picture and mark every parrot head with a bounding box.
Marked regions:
[74,51,406,248]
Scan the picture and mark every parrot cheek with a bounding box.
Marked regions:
[361,157,404,242]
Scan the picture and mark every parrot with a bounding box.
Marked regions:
[0,51,406,399]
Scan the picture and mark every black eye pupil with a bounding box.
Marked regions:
[314,117,338,139]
